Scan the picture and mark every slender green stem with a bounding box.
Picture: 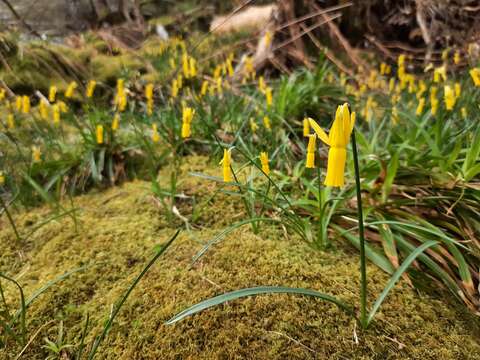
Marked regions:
[351,130,368,329]
[0,195,22,242]
[316,167,324,249]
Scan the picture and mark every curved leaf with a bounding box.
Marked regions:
[166,286,355,325]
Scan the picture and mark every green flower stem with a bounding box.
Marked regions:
[351,130,368,328]
[316,166,325,249]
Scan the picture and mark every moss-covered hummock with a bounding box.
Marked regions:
[1,162,479,359]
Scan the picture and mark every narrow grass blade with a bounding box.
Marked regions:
[367,240,438,325]
[166,286,355,325]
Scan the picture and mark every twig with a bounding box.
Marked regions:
[0,0,41,37]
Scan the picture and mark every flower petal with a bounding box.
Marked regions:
[308,118,330,146]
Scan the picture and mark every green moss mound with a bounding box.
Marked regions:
[1,160,479,359]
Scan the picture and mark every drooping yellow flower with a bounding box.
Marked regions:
[469,68,480,86]
[262,116,271,130]
[454,82,461,98]
[39,99,49,120]
[461,107,467,119]
[32,146,41,163]
[182,53,190,78]
[258,76,266,93]
[65,81,78,98]
[454,51,461,65]
[0,88,5,102]
[22,96,30,114]
[112,113,120,131]
[181,106,195,138]
[115,79,127,112]
[200,81,209,97]
[48,86,57,103]
[145,83,154,116]
[58,101,68,113]
[433,65,447,83]
[243,56,255,80]
[260,152,270,175]
[96,125,104,144]
[52,104,60,124]
[0,171,4,186]
[7,114,14,129]
[303,117,311,137]
[86,80,97,98]
[152,123,160,143]
[226,58,234,77]
[171,79,179,99]
[416,97,425,116]
[388,78,395,93]
[305,134,316,169]
[221,149,233,182]
[189,57,197,78]
[416,80,427,99]
[309,103,356,187]
[265,87,273,108]
[444,85,456,111]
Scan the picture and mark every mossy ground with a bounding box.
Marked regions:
[1,156,479,359]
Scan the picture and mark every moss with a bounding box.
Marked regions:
[0,161,479,359]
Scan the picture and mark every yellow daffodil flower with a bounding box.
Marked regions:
[470,68,480,86]
[52,104,60,124]
[15,96,22,111]
[263,116,271,130]
[86,80,97,98]
[392,106,399,125]
[112,113,120,131]
[96,125,104,144]
[305,134,316,168]
[49,86,57,102]
[0,171,4,186]
[65,81,77,98]
[39,99,49,120]
[461,107,467,119]
[444,85,456,110]
[260,152,270,175]
[416,98,425,116]
[455,82,461,98]
[265,87,272,108]
[303,117,311,137]
[309,103,356,187]
[181,106,195,138]
[454,51,461,65]
[152,123,160,143]
[22,96,30,114]
[221,148,233,182]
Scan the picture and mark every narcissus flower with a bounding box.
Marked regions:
[220,148,233,182]
[260,152,270,175]
[52,104,60,124]
[444,85,456,110]
[262,116,271,130]
[461,107,467,119]
[152,123,160,143]
[39,100,49,120]
[48,86,57,103]
[469,68,480,86]
[115,79,127,111]
[181,106,195,138]
[145,83,154,115]
[112,113,120,131]
[200,81,209,97]
[303,118,311,137]
[0,171,4,186]
[433,65,447,83]
[65,82,77,98]
[15,96,22,111]
[96,125,104,144]
[22,96,30,114]
[0,89,5,101]
[250,118,259,133]
[416,98,425,116]
[258,76,266,93]
[454,51,461,65]
[305,134,316,169]
[265,87,272,108]
[309,103,356,187]
[86,80,97,98]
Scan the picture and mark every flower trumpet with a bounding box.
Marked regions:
[309,103,356,187]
